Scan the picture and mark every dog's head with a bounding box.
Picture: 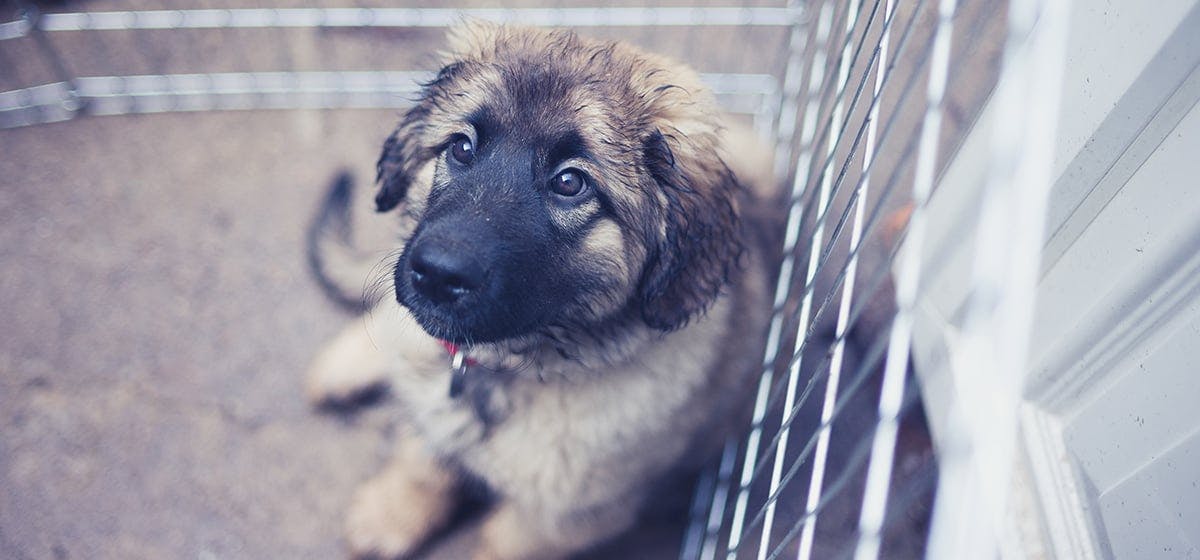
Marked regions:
[376,24,744,344]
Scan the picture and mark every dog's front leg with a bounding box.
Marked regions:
[345,430,460,559]
[474,497,638,560]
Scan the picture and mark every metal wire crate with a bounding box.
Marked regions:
[680,1,1070,558]
[0,1,1073,558]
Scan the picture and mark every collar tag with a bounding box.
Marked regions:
[448,347,468,399]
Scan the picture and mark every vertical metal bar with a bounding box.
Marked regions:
[723,3,835,557]
[756,1,864,558]
[682,455,720,560]
[853,0,959,558]
[754,89,780,142]
[688,4,811,558]
[770,3,814,183]
[924,0,1072,558]
[796,1,896,558]
[699,439,739,560]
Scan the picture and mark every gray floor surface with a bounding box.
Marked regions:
[1,109,402,559]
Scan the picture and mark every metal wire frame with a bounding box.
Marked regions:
[923,0,1070,556]
[717,91,977,557]
[683,0,1069,557]
[771,0,1003,365]
[720,0,937,451]
[694,0,934,556]
[0,70,780,128]
[796,0,894,557]
[824,461,939,560]
[0,6,804,40]
[712,4,840,556]
[853,0,959,556]
[764,392,926,560]
[715,109,927,551]
[738,0,1069,556]
[752,0,875,555]
[698,329,928,559]
[0,6,794,129]
[748,0,1002,433]
[753,0,897,554]
[678,3,823,551]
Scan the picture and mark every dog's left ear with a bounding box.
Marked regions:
[637,129,744,331]
[374,62,464,212]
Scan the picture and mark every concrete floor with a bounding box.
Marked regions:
[0,109,423,559]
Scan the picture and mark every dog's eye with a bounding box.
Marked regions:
[551,169,587,197]
[449,135,475,165]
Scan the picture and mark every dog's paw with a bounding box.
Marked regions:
[344,459,457,560]
[344,478,426,559]
[306,323,394,410]
[305,362,390,411]
[308,374,390,413]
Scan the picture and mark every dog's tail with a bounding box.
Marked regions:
[306,171,383,313]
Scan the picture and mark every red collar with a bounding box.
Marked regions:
[437,339,479,366]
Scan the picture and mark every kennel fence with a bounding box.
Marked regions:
[1,1,1070,558]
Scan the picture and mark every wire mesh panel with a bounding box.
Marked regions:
[680,0,1070,558]
[0,2,799,129]
[683,1,960,556]
[0,0,1069,558]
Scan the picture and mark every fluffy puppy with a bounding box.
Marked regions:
[306,23,779,560]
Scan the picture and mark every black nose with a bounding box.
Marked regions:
[409,240,484,304]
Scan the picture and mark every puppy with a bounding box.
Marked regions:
[306,23,779,560]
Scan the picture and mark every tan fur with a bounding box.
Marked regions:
[345,433,459,559]
[307,23,779,559]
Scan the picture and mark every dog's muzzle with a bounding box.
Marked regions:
[395,177,561,343]
[409,237,486,305]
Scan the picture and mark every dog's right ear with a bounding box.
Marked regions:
[374,62,464,213]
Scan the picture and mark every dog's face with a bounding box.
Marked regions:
[375,24,744,344]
